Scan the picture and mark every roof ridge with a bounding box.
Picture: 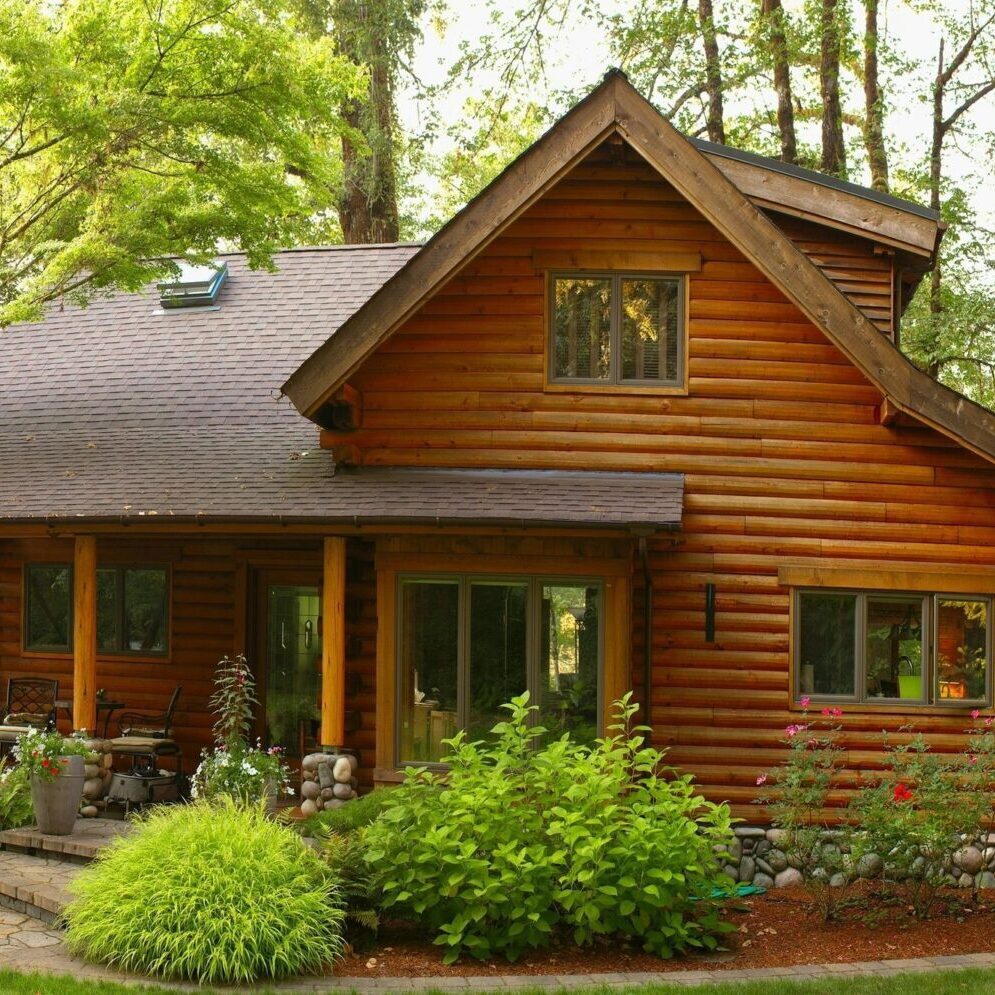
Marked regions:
[213,242,423,258]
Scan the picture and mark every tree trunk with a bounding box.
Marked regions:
[698,0,726,144]
[762,0,797,163]
[334,2,401,244]
[819,0,847,176]
[862,0,889,191]
[929,38,945,321]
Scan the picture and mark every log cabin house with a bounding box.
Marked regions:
[2,70,994,822]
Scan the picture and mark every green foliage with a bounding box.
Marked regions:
[194,656,290,803]
[757,703,853,921]
[306,788,392,836]
[317,829,380,941]
[0,759,32,830]
[0,0,362,325]
[852,729,988,920]
[364,693,734,964]
[12,729,90,782]
[63,799,345,983]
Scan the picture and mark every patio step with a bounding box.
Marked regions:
[0,817,132,863]
[0,850,79,923]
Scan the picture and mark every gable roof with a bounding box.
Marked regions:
[282,71,995,468]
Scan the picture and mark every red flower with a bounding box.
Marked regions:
[893,783,913,803]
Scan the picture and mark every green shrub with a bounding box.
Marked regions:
[364,693,734,964]
[317,829,379,942]
[63,799,345,983]
[0,760,32,831]
[306,789,391,836]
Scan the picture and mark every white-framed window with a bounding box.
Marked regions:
[549,273,684,386]
[397,574,603,764]
[794,589,991,706]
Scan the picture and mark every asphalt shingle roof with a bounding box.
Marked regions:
[0,245,684,530]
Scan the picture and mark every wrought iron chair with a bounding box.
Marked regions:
[0,678,58,756]
[109,686,182,775]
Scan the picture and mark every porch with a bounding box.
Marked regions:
[0,491,676,797]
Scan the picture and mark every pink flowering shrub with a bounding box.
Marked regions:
[756,702,853,920]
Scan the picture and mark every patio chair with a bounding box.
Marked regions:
[0,678,58,755]
[109,686,183,775]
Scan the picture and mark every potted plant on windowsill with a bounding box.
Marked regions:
[13,729,89,835]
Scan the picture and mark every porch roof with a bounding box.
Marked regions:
[0,245,420,524]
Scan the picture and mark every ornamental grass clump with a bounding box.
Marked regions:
[364,693,734,964]
[63,799,345,983]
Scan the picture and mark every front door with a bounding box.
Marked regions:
[256,573,322,760]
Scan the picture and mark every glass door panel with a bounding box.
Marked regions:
[265,584,322,758]
[539,583,601,743]
[398,580,459,763]
[468,581,528,742]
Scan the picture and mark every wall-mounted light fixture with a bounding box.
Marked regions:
[705,583,716,643]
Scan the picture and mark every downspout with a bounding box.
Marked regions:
[638,537,654,734]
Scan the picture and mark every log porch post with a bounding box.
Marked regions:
[73,535,98,735]
[321,537,347,748]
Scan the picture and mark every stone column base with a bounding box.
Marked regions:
[299,750,359,817]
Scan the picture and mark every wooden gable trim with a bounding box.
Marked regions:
[282,71,995,469]
[700,151,941,258]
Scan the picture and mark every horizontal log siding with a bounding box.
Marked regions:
[343,146,995,821]
[0,537,377,787]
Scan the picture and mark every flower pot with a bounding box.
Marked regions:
[30,755,85,835]
[898,675,922,700]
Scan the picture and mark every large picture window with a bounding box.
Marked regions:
[397,575,602,764]
[550,273,683,386]
[795,589,991,706]
[24,563,169,656]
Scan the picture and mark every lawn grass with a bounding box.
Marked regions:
[2,966,995,994]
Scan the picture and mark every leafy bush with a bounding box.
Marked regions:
[364,693,734,963]
[0,760,32,830]
[192,655,291,803]
[63,799,345,983]
[12,729,90,782]
[306,789,392,836]
[853,729,987,919]
[317,830,379,942]
[757,701,855,920]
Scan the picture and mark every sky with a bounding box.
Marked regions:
[400,0,995,233]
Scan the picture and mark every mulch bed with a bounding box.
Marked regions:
[333,886,995,977]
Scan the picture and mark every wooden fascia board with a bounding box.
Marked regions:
[281,77,625,418]
[703,152,939,258]
[611,83,995,468]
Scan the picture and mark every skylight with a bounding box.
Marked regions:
[157,261,228,309]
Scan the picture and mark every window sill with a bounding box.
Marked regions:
[544,381,689,397]
[791,699,990,716]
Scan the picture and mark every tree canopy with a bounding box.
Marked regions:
[0,0,360,325]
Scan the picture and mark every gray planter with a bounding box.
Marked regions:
[30,754,85,835]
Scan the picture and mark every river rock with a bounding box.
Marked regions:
[774,868,804,889]
[726,837,743,863]
[738,856,756,882]
[978,871,995,890]
[856,853,883,878]
[332,782,354,800]
[300,798,318,818]
[753,873,775,890]
[82,777,103,799]
[955,846,984,874]
[333,756,352,783]
[766,849,788,873]
[84,764,100,779]
[829,873,847,888]
[302,753,325,771]
[736,827,766,839]
[300,780,320,800]
[318,762,334,789]
[766,829,789,847]
[321,787,334,800]
[959,872,975,889]
[723,864,739,882]
[80,805,98,819]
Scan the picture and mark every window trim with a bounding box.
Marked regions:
[546,270,688,391]
[394,571,605,769]
[792,587,992,709]
[21,561,171,660]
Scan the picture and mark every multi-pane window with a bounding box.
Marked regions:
[398,575,602,764]
[795,590,991,705]
[24,563,168,655]
[550,274,683,386]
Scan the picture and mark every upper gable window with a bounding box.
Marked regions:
[550,273,683,387]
